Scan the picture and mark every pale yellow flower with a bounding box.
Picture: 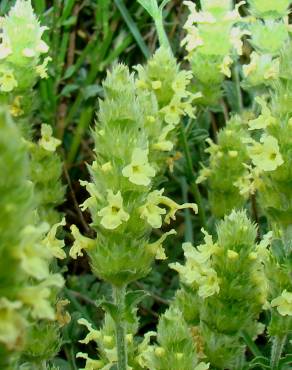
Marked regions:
[271,290,292,316]
[147,229,176,260]
[42,218,66,259]
[36,56,52,79]
[0,298,26,350]
[0,68,17,92]
[78,318,101,344]
[9,95,24,117]
[139,190,167,228]
[70,225,95,259]
[248,135,283,172]
[152,124,175,152]
[220,55,233,77]
[76,352,104,370]
[97,190,129,229]
[122,148,155,186]
[39,123,61,152]
[248,97,276,130]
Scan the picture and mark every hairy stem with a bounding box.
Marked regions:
[270,335,286,369]
[113,285,128,370]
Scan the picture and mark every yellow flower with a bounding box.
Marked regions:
[196,166,211,184]
[70,225,95,259]
[76,352,104,370]
[79,180,101,212]
[248,97,276,130]
[234,164,262,196]
[139,188,198,227]
[18,223,52,280]
[271,290,292,316]
[42,218,66,259]
[122,148,155,186]
[170,235,220,299]
[9,95,24,117]
[0,68,17,92]
[198,269,220,299]
[139,190,167,228]
[152,124,175,152]
[248,135,284,172]
[171,70,193,98]
[181,25,204,53]
[39,123,61,152]
[0,298,26,350]
[19,275,64,320]
[101,161,113,172]
[36,56,52,79]
[160,96,185,125]
[147,229,176,260]
[78,318,101,344]
[227,249,239,260]
[220,55,233,78]
[97,190,130,229]
[230,27,249,55]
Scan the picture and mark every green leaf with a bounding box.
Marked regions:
[63,65,76,80]
[83,85,103,100]
[60,84,79,97]
[223,80,240,113]
[137,0,158,17]
[101,301,119,323]
[125,290,149,308]
[114,0,150,58]
[246,356,271,369]
[124,290,149,323]
[278,354,292,369]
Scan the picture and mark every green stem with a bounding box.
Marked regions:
[113,285,128,370]
[154,15,171,51]
[270,335,286,369]
[241,330,263,357]
[179,122,207,229]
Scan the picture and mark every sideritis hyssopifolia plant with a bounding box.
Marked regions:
[182,0,247,106]
[171,210,269,369]
[69,51,199,369]
[0,0,65,225]
[0,110,67,370]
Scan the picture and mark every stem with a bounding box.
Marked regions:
[179,122,207,229]
[113,285,128,370]
[154,15,171,51]
[233,59,243,113]
[270,335,286,369]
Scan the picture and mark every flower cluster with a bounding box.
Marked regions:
[172,211,268,369]
[242,0,290,88]
[70,63,197,286]
[197,116,250,217]
[139,307,209,370]
[0,110,65,369]
[70,60,197,368]
[0,0,51,124]
[135,47,201,171]
[182,0,246,105]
